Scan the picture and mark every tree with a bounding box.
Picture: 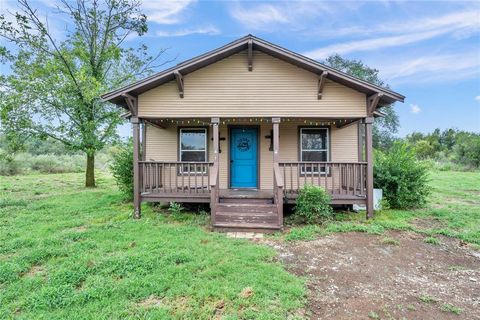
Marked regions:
[323,54,399,150]
[0,0,168,187]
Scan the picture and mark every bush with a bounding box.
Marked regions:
[168,202,184,216]
[453,132,480,169]
[109,144,133,200]
[28,154,84,173]
[0,158,22,175]
[294,184,333,224]
[374,142,430,209]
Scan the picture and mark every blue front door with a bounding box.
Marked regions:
[230,128,258,188]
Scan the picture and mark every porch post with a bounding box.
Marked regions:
[132,116,141,219]
[212,117,220,163]
[364,117,374,219]
[272,117,283,227]
[141,119,146,161]
[210,117,220,224]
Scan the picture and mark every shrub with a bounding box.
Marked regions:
[28,154,84,173]
[374,142,430,209]
[0,158,22,175]
[169,202,184,216]
[294,184,333,224]
[109,144,133,200]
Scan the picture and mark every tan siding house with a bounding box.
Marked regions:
[103,35,404,232]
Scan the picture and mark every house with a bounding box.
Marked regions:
[102,35,404,232]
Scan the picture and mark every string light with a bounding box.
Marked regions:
[153,117,347,126]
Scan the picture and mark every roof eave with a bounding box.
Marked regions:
[102,34,405,106]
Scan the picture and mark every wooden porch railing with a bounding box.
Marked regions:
[139,161,214,194]
[209,161,220,224]
[273,163,284,226]
[278,162,367,197]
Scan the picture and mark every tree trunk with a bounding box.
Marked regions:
[85,153,95,188]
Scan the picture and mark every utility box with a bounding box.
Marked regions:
[353,188,383,211]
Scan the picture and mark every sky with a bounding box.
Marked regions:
[1,0,479,137]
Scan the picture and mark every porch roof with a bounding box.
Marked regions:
[102,35,405,109]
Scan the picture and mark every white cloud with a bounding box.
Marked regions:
[143,0,196,24]
[315,10,480,38]
[230,3,290,29]
[410,104,421,114]
[304,29,449,60]
[303,9,480,59]
[475,96,480,102]
[229,1,356,31]
[156,25,220,37]
[377,51,480,84]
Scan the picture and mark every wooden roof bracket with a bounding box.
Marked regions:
[247,39,253,71]
[174,70,184,98]
[367,93,383,116]
[121,93,137,116]
[317,71,328,99]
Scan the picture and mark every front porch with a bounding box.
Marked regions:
[139,161,368,205]
[131,116,375,231]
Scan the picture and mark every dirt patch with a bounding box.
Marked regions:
[268,231,480,319]
[410,217,446,230]
[137,295,163,309]
[23,265,45,277]
[445,197,480,206]
[465,189,480,196]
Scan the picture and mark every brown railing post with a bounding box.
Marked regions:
[272,117,283,227]
[132,116,141,219]
[210,117,220,224]
[364,117,374,219]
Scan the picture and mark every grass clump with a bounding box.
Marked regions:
[285,225,321,241]
[440,303,462,315]
[380,237,400,246]
[419,294,437,303]
[407,304,416,311]
[424,236,441,245]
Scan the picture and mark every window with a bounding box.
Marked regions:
[300,128,329,174]
[179,128,207,173]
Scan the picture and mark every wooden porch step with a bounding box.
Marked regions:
[219,197,273,204]
[213,222,281,231]
[216,203,277,214]
[215,214,278,225]
[214,202,279,228]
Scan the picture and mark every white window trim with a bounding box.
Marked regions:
[300,127,330,175]
[179,128,207,174]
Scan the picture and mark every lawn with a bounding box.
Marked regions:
[0,173,304,319]
[285,170,480,246]
[1,170,478,319]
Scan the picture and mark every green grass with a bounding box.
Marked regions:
[380,237,400,246]
[284,170,480,245]
[0,173,304,319]
[440,303,462,315]
[424,236,441,245]
[419,294,438,303]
